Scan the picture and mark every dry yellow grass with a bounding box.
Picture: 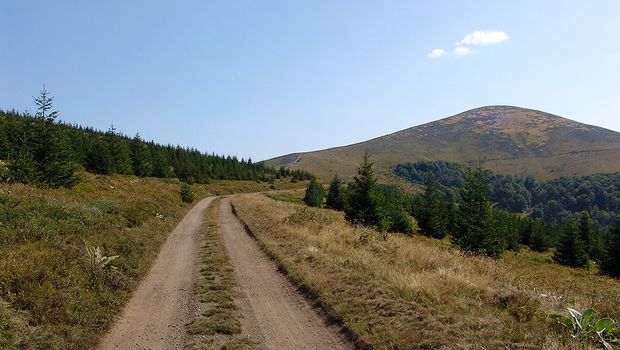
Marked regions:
[231,193,620,349]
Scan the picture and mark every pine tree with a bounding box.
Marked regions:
[33,84,59,123]
[303,178,325,207]
[344,153,378,226]
[86,137,113,174]
[601,217,620,277]
[453,169,503,257]
[39,126,79,188]
[373,184,414,233]
[578,211,595,258]
[417,175,448,238]
[107,125,133,175]
[446,199,457,235]
[326,174,345,210]
[12,86,79,187]
[0,116,10,159]
[9,127,37,183]
[528,220,550,252]
[588,228,605,263]
[130,133,153,176]
[553,220,589,268]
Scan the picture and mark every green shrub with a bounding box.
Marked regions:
[303,179,325,207]
[180,183,195,203]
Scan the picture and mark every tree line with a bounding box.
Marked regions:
[304,154,620,278]
[0,87,314,188]
[395,161,620,227]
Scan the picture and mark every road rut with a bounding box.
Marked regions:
[100,197,214,350]
[219,197,352,350]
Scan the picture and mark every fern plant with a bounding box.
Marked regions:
[552,308,620,349]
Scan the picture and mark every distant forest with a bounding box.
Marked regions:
[395,161,620,227]
[0,93,313,188]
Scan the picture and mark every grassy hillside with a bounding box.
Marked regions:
[267,106,620,181]
[232,193,620,349]
[0,173,305,349]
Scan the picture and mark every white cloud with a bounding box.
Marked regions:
[457,31,509,46]
[453,47,473,56]
[427,48,447,58]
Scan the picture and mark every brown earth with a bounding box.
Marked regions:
[218,197,352,350]
[99,197,214,350]
[100,195,351,350]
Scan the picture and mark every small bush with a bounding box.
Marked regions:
[180,183,195,203]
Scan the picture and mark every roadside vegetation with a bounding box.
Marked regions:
[188,198,257,349]
[303,154,620,276]
[0,174,306,349]
[232,192,620,349]
[0,173,208,348]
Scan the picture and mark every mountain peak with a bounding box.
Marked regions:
[267,106,620,180]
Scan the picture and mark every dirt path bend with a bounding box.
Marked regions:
[100,197,214,350]
[219,197,352,350]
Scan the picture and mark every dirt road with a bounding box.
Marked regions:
[101,195,351,349]
[219,197,352,350]
[100,197,214,350]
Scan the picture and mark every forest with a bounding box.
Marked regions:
[394,160,620,227]
[0,89,313,188]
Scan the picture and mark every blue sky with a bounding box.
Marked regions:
[2,1,619,161]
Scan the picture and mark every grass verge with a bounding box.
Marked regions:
[0,173,286,349]
[188,198,258,350]
[0,173,208,348]
[231,193,620,350]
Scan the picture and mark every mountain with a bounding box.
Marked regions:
[267,106,620,181]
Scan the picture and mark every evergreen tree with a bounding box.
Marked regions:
[0,116,9,159]
[528,220,550,252]
[491,210,521,251]
[8,118,36,183]
[10,86,79,187]
[588,228,605,263]
[373,184,414,233]
[446,199,457,235]
[33,84,59,123]
[151,147,174,178]
[107,126,133,175]
[416,175,448,238]
[130,133,153,176]
[453,169,503,257]
[601,217,620,277]
[553,220,589,268]
[345,153,378,226]
[326,174,345,210]
[578,211,593,257]
[303,178,325,207]
[37,122,79,188]
[86,137,113,174]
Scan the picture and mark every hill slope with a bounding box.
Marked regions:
[267,106,620,180]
